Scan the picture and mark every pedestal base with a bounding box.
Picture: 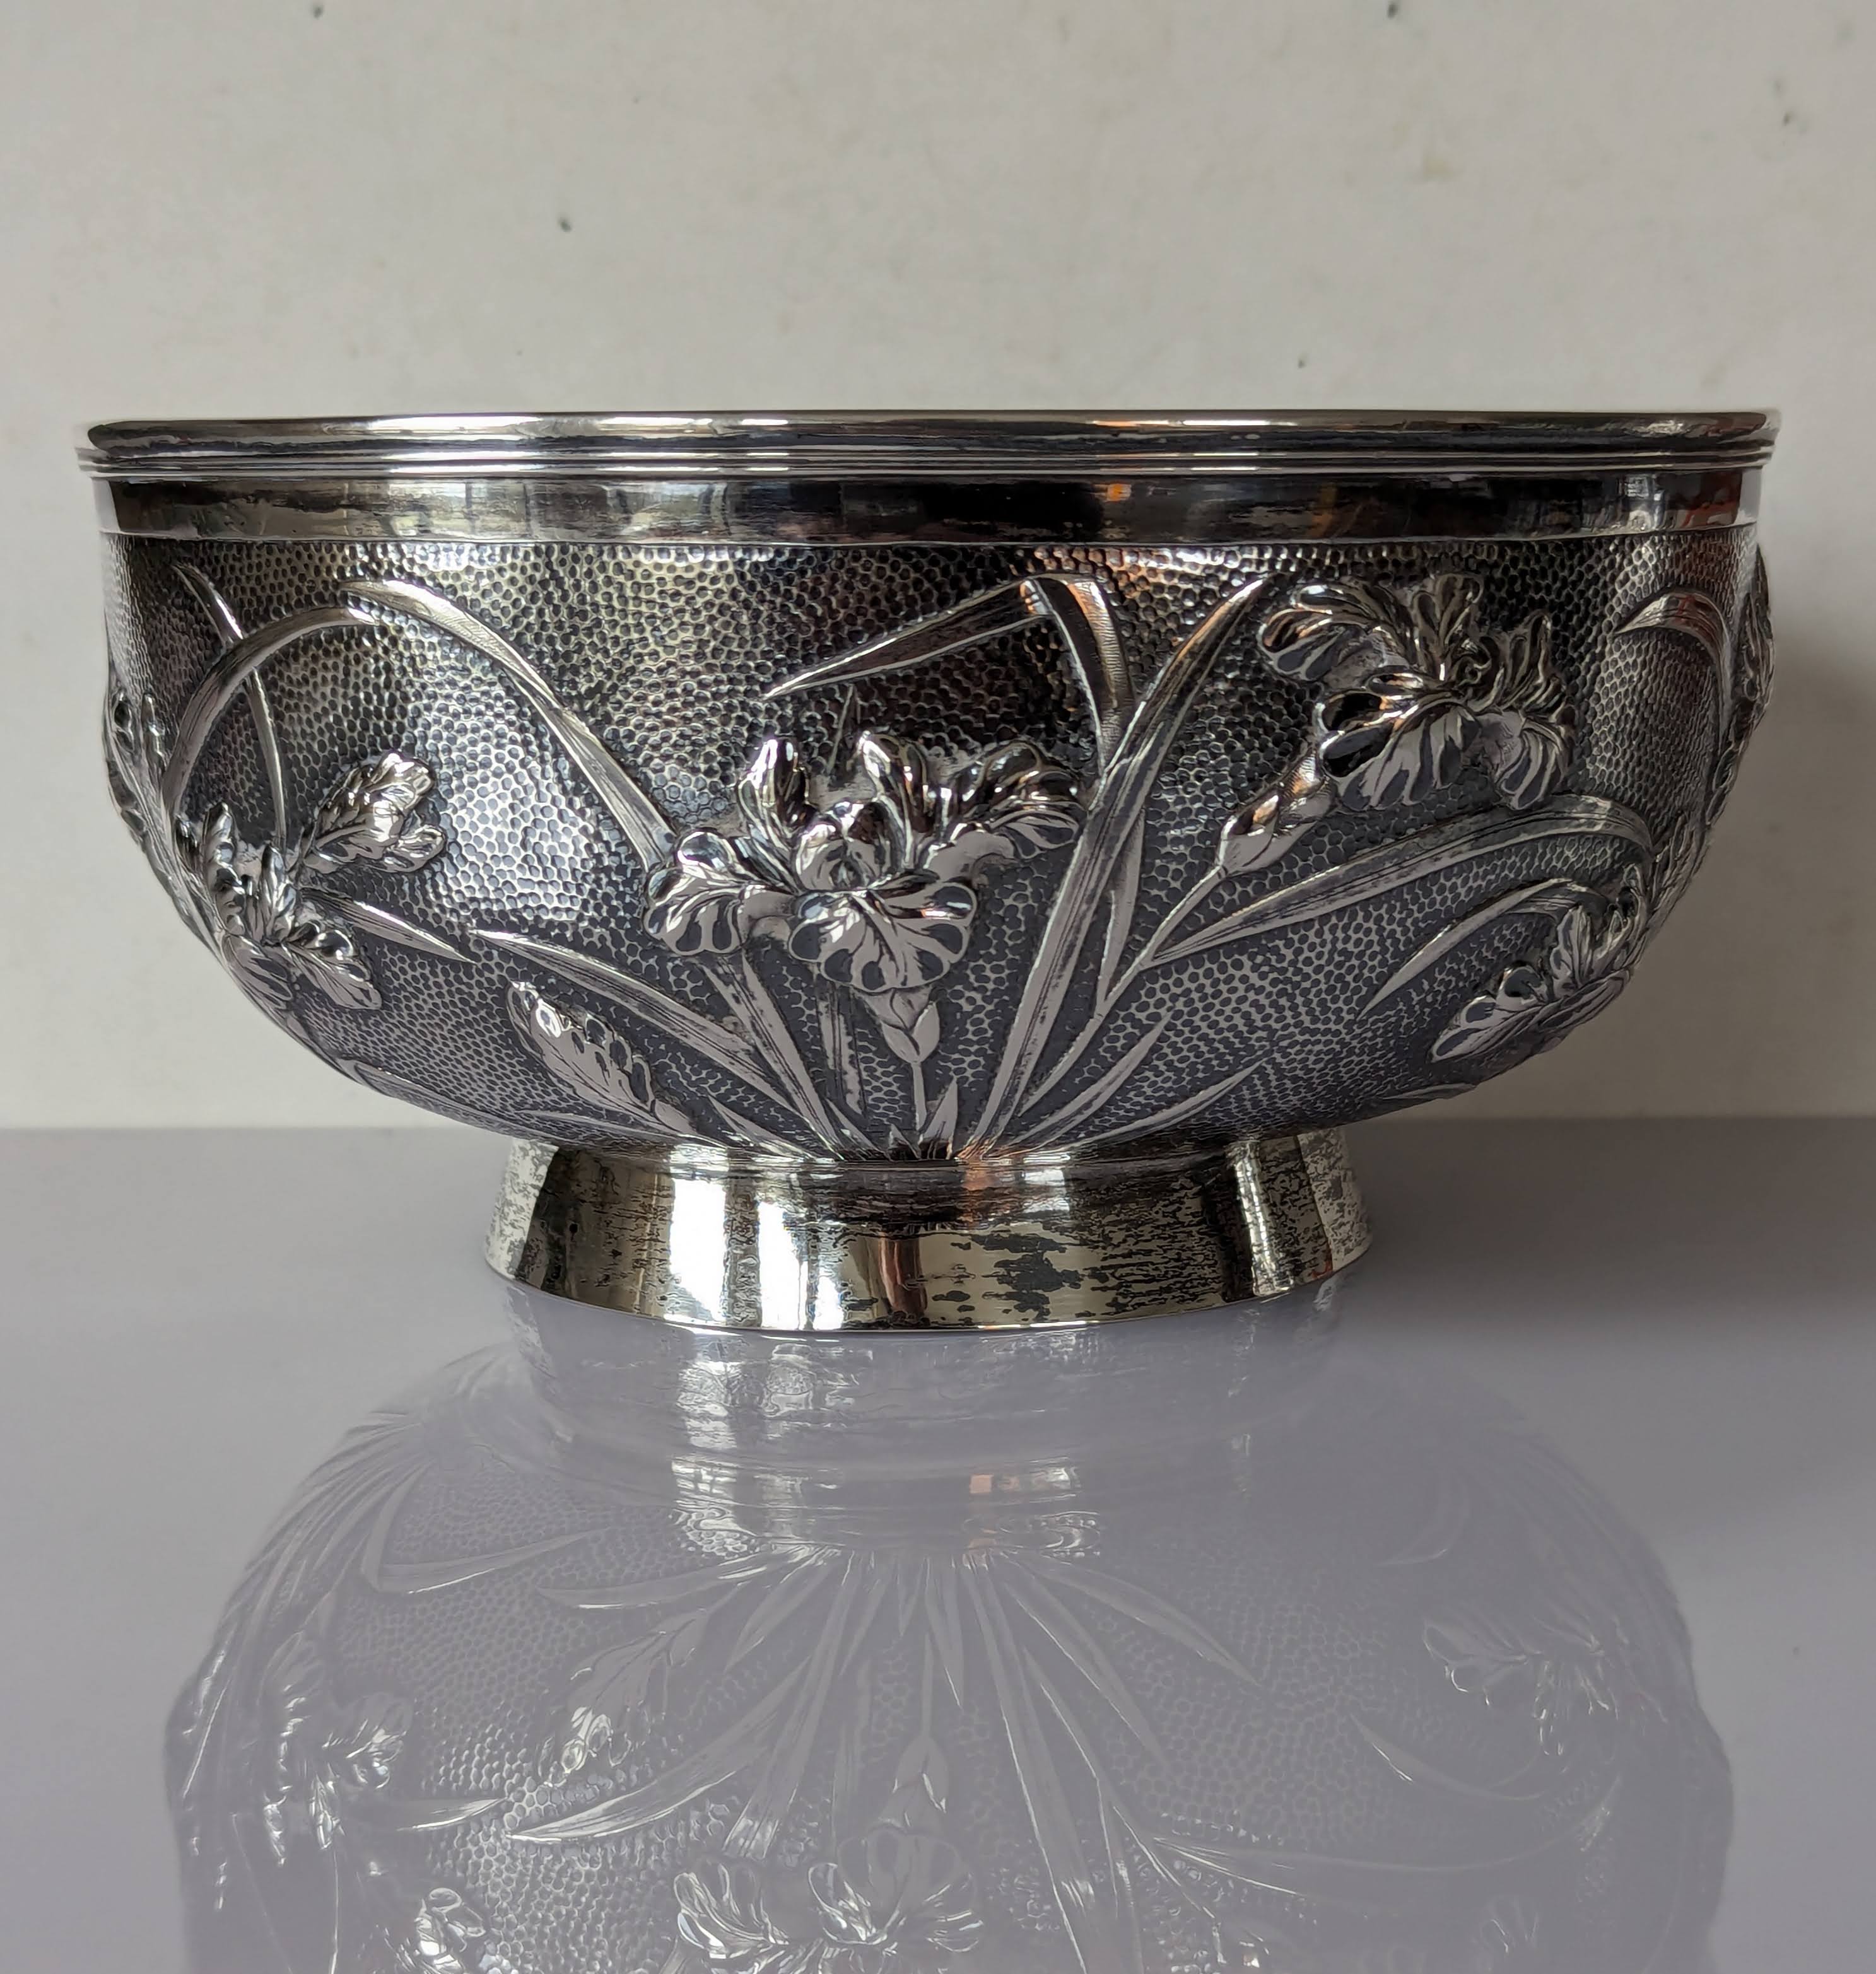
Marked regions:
[487,1130,1369,1330]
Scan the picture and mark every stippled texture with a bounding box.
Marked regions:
[101,527,1759,1154]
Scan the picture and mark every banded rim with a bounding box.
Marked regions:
[79,409,1778,480]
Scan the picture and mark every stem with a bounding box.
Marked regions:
[818,988,864,1116]
[326,1840,344,1974]
[907,1054,927,1134]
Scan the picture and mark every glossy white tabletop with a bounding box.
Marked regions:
[1,1121,1870,1973]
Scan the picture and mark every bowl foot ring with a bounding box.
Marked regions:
[487,1130,1369,1331]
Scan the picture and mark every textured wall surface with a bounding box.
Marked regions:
[2,0,1867,1125]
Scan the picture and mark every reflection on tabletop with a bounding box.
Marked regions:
[170,1278,1727,1974]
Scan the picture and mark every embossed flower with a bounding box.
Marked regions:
[787,868,976,998]
[103,674,445,1025]
[1425,1592,1624,1764]
[1462,616,1574,813]
[298,750,447,876]
[1309,672,1476,812]
[258,1623,410,1860]
[675,1862,811,1973]
[1433,819,1697,1075]
[187,807,380,1015]
[1224,573,1576,877]
[400,1887,488,1974]
[1432,868,1647,1068]
[646,732,1081,1004]
[807,1822,983,1972]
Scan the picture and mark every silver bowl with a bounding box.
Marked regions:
[83,412,1776,1328]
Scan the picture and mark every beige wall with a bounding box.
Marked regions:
[1,0,1866,1126]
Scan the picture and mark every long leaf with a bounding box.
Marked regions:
[1024,574,1134,760]
[831,1657,871,1844]
[177,564,291,841]
[1024,821,1153,1116]
[726,952,871,1155]
[1074,1060,1260,1150]
[722,1560,861,1859]
[1378,1463,1471,1567]
[835,1569,896,1678]
[968,579,1270,1148]
[925,1560,970,1708]
[767,574,1132,763]
[1016,1014,1170,1149]
[968,1564,1125,1974]
[1098,1778,1147,1974]
[1028,1662,1171,1965]
[347,579,676,873]
[358,1469,594,1592]
[160,604,370,819]
[317,894,474,964]
[1095,815,1146,1007]
[1361,877,1603,1015]
[363,1533,600,1596]
[545,1553,787,1612]
[918,1075,961,1152]
[1155,1777,1622,1891]
[1021,1555,1258,1681]
[368,1796,507,1832]
[724,1554,841,1667]
[763,581,1040,699]
[1351,1717,1551,1804]
[1617,587,1732,730]
[999,1562,1166,1765]
[1150,797,1653,971]
[708,1097,811,1157]
[473,928,796,1116]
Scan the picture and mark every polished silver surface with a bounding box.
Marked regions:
[86,412,1775,1326]
[491,1131,1368,1328]
[4,1121,1875,1973]
[79,409,1781,477]
[85,409,1772,546]
[88,470,1763,547]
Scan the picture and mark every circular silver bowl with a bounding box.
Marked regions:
[82,411,1776,1328]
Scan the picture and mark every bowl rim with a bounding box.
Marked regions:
[78,408,1779,479]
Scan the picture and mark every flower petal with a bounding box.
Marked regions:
[645,831,782,956]
[855,729,940,848]
[792,801,897,892]
[1318,688,1475,811]
[222,936,298,1015]
[284,916,382,1010]
[735,734,814,862]
[788,878,975,996]
[301,752,443,873]
[925,742,1083,879]
[676,1862,780,1960]
[1430,963,1551,1064]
